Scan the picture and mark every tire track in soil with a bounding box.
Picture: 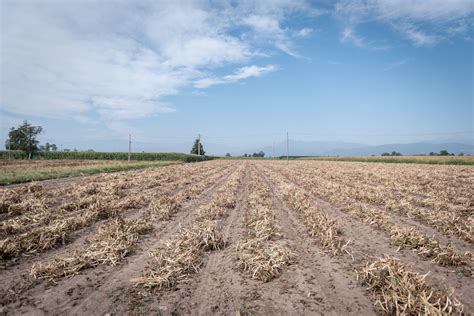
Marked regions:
[260,164,474,313]
[255,165,376,315]
[1,163,241,315]
[155,164,253,316]
[0,164,234,298]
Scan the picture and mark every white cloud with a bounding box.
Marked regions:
[194,65,277,89]
[1,2,190,122]
[341,27,365,47]
[395,25,438,46]
[370,0,473,21]
[243,15,283,34]
[335,0,474,46]
[0,0,314,132]
[240,10,305,57]
[296,28,314,38]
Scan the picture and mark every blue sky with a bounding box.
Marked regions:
[1,0,473,154]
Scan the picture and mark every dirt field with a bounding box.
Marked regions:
[0,160,472,315]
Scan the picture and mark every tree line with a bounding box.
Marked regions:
[6,120,209,159]
[382,150,464,157]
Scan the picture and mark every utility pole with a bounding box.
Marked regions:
[128,134,131,162]
[7,139,11,160]
[272,142,275,160]
[286,132,289,163]
[197,134,201,156]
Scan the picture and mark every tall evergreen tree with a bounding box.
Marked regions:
[190,138,205,155]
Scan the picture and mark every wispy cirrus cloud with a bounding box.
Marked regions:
[341,27,365,47]
[194,65,278,89]
[241,14,301,57]
[382,58,412,71]
[335,0,474,47]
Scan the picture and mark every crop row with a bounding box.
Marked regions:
[291,161,472,212]
[0,150,214,162]
[237,170,292,282]
[267,171,348,255]
[31,216,152,281]
[296,160,471,214]
[134,164,246,292]
[27,165,239,281]
[267,164,471,268]
[0,161,230,230]
[0,160,230,219]
[262,165,465,314]
[0,162,234,261]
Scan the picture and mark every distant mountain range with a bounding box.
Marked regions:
[242,141,474,157]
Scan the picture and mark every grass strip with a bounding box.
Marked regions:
[0,161,179,185]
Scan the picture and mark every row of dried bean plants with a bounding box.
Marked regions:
[0,161,234,261]
[236,169,292,282]
[133,164,246,293]
[28,163,237,281]
[261,164,465,314]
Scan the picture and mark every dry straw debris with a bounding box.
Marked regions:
[147,195,180,220]
[237,172,292,282]
[135,165,245,292]
[135,220,224,290]
[390,227,472,267]
[237,239,291,282]
[266,170,348,255]
[270,163,470,268]
[357,257,464,315]
[30,216,152,281]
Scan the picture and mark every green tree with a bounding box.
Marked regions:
[40,142,52,152]
[190,138,205,155]
[252,151,265,157]
[439,150,449,156]
[225,153,231,157]
[5,120,43,159]
[50,144,58,152]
